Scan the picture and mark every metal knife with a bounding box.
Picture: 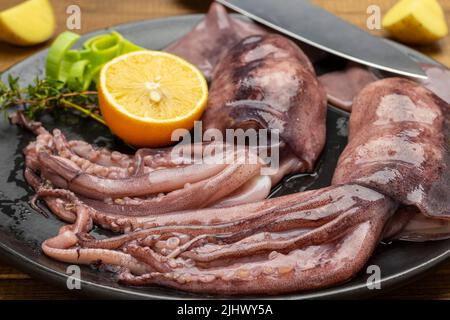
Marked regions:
[217,0,427,79]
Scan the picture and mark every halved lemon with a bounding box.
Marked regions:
[98,51,208,147]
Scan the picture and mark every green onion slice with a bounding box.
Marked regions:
[46,31,80,80]
[46,30,144,90]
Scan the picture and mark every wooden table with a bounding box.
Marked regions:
[0,0,449,300]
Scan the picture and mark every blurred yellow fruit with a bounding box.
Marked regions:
[0,0,56,46]
[383,0,448,45]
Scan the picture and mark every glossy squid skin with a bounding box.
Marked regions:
[333,78,450,219]
[318,63,378,111]
[319,62,450,112]
[165,2,329,82]
[419,64,450,104]
[202,34,327,172]
[164,2,267,81]
[167,3,325,177]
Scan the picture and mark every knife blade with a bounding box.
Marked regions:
[217,0,427,79]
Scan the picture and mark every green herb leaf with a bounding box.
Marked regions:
[0,75,104,125]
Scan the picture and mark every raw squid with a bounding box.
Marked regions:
[18,77,449,295]
[202,33,327,179]
[333,78,450,217]
[318,62,378,111]
[419,63,450,104]
[164,2,327,81]
[12,0,450,295]
[319,62,450,112]
[164,2,267,81]
[14,116,268,215]
[109,79,450,294]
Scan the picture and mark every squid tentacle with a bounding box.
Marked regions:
[117,211,390,294]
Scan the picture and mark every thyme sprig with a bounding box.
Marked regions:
[0,75,105,125]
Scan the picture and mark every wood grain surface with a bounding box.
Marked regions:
[0,0,449,300]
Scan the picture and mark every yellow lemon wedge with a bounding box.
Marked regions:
[0,0,56,46]
[98,51,208,147]
[382,0,448,45]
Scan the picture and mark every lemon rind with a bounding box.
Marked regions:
[99,50,208,124]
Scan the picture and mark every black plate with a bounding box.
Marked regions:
[0,14,449,300]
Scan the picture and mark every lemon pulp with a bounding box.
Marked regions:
[103,52,207,121]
